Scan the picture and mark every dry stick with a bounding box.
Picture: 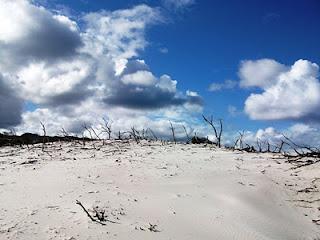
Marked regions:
[202,115,223,147]
[169,121,176,144]
[238,131,244,149]
[76,200,106,225]
[130,127,140,143]
[233,131,244,150]
[81,132,86,146]
[61,127,69,138]
[312,219,320,225]
[282,134,308,156]
[9,128,17,136]
[117,131,122,140]
[40,121,46,151]
[256,139,262,152]
[83,124,93,140]
[90,127,101,141]
[102,118,112,140]
[83,124,98,148]
[182,124,190,143]
[282,134,320,164]
[147,128,158,141]
[287,198,320,204]
[75,200,120,225]
[276,140,285,153]
[218,119,223,148]
[141,128,146,140]
[60,127,72,143]
[265,140,270,152]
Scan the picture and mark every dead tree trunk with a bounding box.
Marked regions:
[117,131,122,140]
[202,115,223,148]
[40,121,46,151]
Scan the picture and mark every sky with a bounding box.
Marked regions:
[0,0,320,146]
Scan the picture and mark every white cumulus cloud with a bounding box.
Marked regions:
[0,0,82,71]
[239,59,287,88]
[121,71,157,86]
[241,59,320,121]
[0,0,202,134]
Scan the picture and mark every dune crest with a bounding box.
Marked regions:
[0,140,319,239]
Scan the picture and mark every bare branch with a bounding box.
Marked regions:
[182,125,191,143]
[147,128,158,141]
[202,115,223,147]
[76,200,119,225]
[40,121,46,151]
[130,127,140,144]
[101,118,112,140]
[169,121,176,144]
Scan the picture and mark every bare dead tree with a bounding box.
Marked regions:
[275,140,285,153]
[89,126,101,141]
[81,131,86,146]
[233,131,244,150]
[169,121,176,144]
[101,118,112,140]
[266,140,271,152]
[83,124,93,140]
[60,127,69,138]
[202,115,223,147]
[130,127,140,144]
[9,128,16,136]
[82,124,98,148]
[146,128,158,141]
[116,131,123,140]
[282,134,320,161]
[256,139,263,152]
[40,121,47,151]
[141,128,146,140]
[244,144,256,153]
[182,124,191,143]
[61,127,75,144]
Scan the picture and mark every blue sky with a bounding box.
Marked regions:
[1,0,320,144]
[54,0,320,130]
[147,0,320,129]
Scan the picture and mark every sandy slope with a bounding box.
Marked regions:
[0,140,319,240]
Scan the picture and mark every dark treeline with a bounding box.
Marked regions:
[0,133,91,147]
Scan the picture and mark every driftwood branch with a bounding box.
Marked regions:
[76,200,120,225]
[76,200,106,225]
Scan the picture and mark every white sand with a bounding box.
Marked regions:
[0,140,319,239]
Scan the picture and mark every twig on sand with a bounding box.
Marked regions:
[148,223,161,232]
[287,198,320,204]
[76,200,120,225]
[312,219,320,225]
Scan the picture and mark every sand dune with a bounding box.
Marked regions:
[0,141,319,239]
